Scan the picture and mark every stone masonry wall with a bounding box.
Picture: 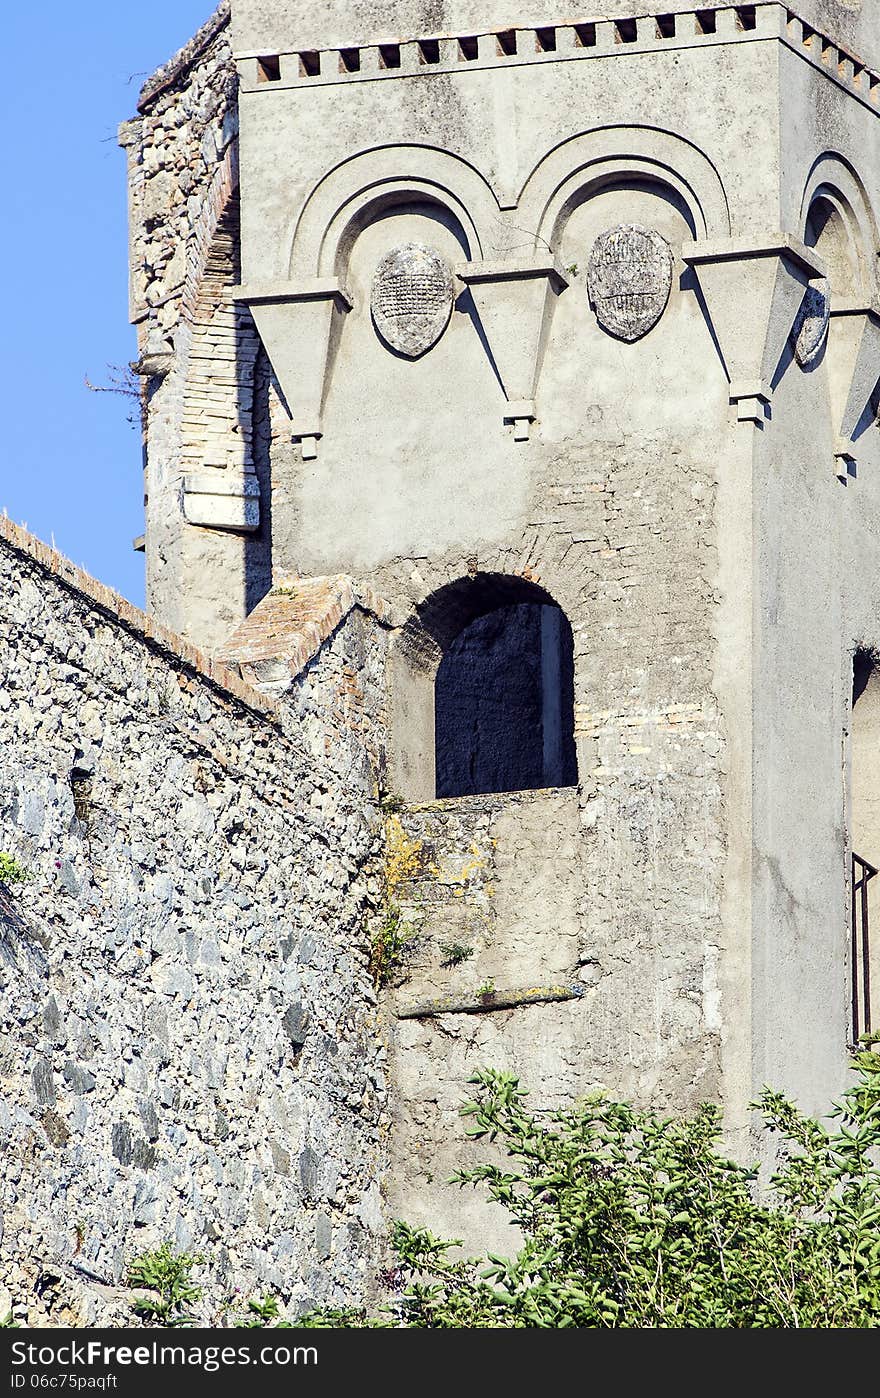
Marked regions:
[120,2,270,649]
[123,4,236,363]
[0,522,388,1326]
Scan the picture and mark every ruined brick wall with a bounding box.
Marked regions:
[0,522,388,1326]
[120,2,270,650]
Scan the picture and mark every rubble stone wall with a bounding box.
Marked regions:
[0,521,388,1326]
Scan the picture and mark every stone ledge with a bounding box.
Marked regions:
[399,785,580,816]
[0,514,279,722]
[397,982,585,1019]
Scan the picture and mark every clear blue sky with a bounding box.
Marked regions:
[0,3,219,608]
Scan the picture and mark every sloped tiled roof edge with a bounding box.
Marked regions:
[218,575,394,683]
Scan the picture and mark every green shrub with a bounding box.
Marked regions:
[127,1244,203,1326]
[302,1040,880,1328]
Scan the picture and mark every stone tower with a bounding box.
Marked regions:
[124,0,880,1242]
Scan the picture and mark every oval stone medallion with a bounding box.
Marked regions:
[792,277,830,367]
[587,224,674,341]
[370,243,455,357]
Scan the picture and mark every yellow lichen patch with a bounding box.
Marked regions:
[383,814,425,899]
[456,848,488,883]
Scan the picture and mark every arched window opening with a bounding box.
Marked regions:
[434,599,576,799]
[850,649,880,1040]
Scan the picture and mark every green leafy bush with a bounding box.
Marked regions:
[0,853,33,885]
[127,1244,203,1326]
[303,1041,880,1328]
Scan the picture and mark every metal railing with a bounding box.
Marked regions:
[851,852,877,1043]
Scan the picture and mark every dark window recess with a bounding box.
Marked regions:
[615,19,638,43]
[435,602,577,799]
[695,10,717,34]
[574,23,596,48]
[419,39,441,64]
[735,5,757,30]
[459,35,479,60]
[257,54,281,82]
[379,44,401,69]
[535,27,557,53]
[299,50,320,77]
[656,14,676,38]
[339,48,360,73]
[496,29,517,56]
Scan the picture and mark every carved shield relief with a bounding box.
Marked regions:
[370,244,455,357]
[587,225,674,341]
[792,278,830,367]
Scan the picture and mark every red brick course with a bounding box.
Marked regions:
[219,575,391,680]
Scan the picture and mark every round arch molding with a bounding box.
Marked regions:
[798,152,878,301]
[287,144,503,278]
[516,124,731,252]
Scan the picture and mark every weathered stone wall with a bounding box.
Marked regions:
[0,522,388,1326]
[121,2,270,650]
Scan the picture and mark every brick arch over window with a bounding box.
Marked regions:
[390,573,577,801]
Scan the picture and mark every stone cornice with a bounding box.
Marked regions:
[233,4,880,115]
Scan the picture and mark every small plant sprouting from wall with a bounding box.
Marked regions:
[127,1244,204,1327]
[439,941,474,967]
[0,853,33,886]
[476,978,496,1002]
[377,790,405,815]
[233,1295,295,1328]
[369,906,412,990]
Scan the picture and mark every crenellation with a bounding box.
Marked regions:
[230,3,880,112]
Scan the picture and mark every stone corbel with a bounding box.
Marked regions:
[183,472,261,532]
[826,298,880,477]
[456,259,569,440]
[682,236,826,426]
[233,279,353,459]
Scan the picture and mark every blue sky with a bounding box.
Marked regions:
[0,3,218,607]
